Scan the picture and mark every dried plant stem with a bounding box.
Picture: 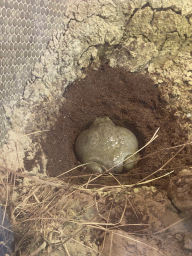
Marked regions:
[154,215,191,234]
[96,170,174,191]
[0,129,190,256]
[28,241,46,256]
[112,231,166,256]
[131,140,190,188]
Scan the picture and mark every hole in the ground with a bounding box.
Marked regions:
[25,65,192,190]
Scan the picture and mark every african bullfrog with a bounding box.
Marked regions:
[75,117,139,174]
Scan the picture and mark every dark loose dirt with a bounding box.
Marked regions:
[39,65,192,190]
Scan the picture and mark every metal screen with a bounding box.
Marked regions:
[0,0,66,147]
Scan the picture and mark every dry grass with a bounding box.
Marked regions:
[0,130,191,256]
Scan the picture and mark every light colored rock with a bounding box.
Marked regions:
[184,233,192,250]
[78,46,99,69]
[99,229,187,256]
[148,63,155,73]
[108,37,158,71]
[164,60,174,70]
[169,169,192,211]
[161,0,192,15]
[149,0,192,15]
[0,130,31,170]
[126,7,192,65]
[175,233,183,241]
[99,230,160,256]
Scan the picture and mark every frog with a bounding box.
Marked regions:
[75,116,139,174]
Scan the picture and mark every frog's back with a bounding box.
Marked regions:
[116,127,138,153]
[75,125,117,161]
[75,117,139,173]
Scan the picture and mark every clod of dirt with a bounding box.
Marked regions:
[39,65,191,189]
[184,233,192,250]
[169,169,192,211]
[99,229,188,256]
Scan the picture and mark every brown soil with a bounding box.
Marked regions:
[37,65,191,190]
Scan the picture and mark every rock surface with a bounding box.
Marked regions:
[184,233,192,250]
[169,169,192,212]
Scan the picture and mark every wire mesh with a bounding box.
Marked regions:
[0,0,66,147]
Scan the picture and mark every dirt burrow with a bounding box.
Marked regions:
[24,65,192,191]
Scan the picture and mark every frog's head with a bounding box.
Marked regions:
[91,116,114,128]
